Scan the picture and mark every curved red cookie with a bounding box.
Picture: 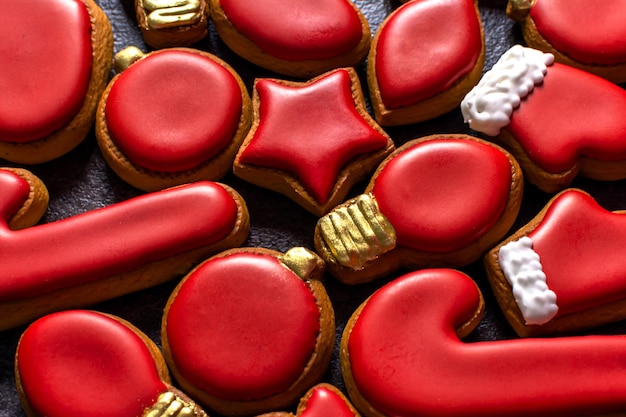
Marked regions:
[0,0,113,163]
[368,0,484,126]
[97,47,251,192]
[0,168,249,330]
[508,0,626,83]
[234,68,393,216]
[486,188,626,337]
[162,247,335,416]
[314,135,523,284]
[257,384,360,417]
[16,310,207,417]
[342,269,626,417]
[135,0,210,48]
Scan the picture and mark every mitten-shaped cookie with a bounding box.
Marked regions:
[162,247,335,416]
[462,45,626,193]
[507,0,626,83]
[97,46,251,192]
[314,135,523,284]
[0,167,249,330]
[15,310,208,417]
[0,0,113,163]
[135,0,210,48]
[342,268,626,417]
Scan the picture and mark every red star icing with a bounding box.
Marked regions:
[237,68,391,205]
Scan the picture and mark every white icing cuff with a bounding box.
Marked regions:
[461,45,554,136]
[498,236,558,325]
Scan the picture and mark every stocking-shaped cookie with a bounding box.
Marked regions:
[462,45,626,192]
[314,135,523,284]
[97,46,251,191]
[257,384,360,417]
[368,0,485,125]
[135,0,210,48]
[16,310,207,417]
[507,0,626,83]
[0,0,113,163]
[0,168,249,330]
[162,247,334,416]
[342,268,626,417]
[486,188,626,337]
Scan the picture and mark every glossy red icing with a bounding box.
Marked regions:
[17,310,166,417]
[0,169,239,301]
[300,385,357,417]
[0,0,92,143]
[165,252,320,400]
[238,69,389,204]
[374,0,482,108]
[371,138,511,252]
[347,269,626,416]
[218,0,363,60]
[508,63,626,173]
[531,0,626,65]
[528,190,626,317]
[105,50,243,172]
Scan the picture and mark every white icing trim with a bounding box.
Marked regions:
[498,236,558,325]
[461,45,554,136]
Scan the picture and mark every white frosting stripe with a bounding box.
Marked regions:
[461,45,554,136]
[497,236,558,325]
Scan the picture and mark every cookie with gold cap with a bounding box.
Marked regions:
[135,0,210,48]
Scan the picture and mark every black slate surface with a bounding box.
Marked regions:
[2,1,626,416]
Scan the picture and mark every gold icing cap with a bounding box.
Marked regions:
[143,391,206,417]
[279,247,323,281]
[506,0,535,21]
[114,46,145,74]
[141,0,202,30]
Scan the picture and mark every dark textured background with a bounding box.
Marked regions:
[2,1,626,416]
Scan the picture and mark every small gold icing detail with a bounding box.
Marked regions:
[143,391,202,417]
[142,0,202,29]
[279,247,322,281]
[113,46,145,74]
[506,0,534,21]
[318,194,396,270]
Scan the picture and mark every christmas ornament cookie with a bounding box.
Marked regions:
[135,0,210,48]
[209,0,371,78]
[162,247,334,416]
[15,310,208,417]
[314,135,523,285]
[234,68,394,216]
[462,45,626,193]
[97,47,251,192]
[485,188,626,337]
[0,168,249,330]
[368,0,485,126]
[0,0,113,164]
[342,268,626,417]
[257,384,360,417]
[507,0,626,84]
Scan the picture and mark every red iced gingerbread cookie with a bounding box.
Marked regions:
[162,247,335,416]
[209,0,371,78]
[97,46,251,192]
[15,310,208,417]
[462,45,626,193]
[234,68,394,216]
[257,384,360,417]
[507,0,626,83]
[485,188,626,337]
[368,0,485,126]
[314,135,523,284]
[135,0,210,48]
[0,0,113,164]
[342,268,626,417]
[0,168,249,330]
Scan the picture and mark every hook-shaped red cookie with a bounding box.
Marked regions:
[256,384,360,417]
[0,168,249,330]
[15,310,208,417]
[162,247,335,416]
[342,268,626,417]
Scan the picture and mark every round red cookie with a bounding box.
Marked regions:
[162,247,335,416]
[0,0,113,164]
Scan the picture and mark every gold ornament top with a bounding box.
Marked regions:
[317,194,396,270]
[278,247,323,281]
[141,0,202,30]
[143,391,205,417]
[113,46,145,74]
[506,0,535,21]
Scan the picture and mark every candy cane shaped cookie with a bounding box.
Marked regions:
[15,310,208,417]
[0,168,249,330]
[257,384,360,417]
[342,269,626,417]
